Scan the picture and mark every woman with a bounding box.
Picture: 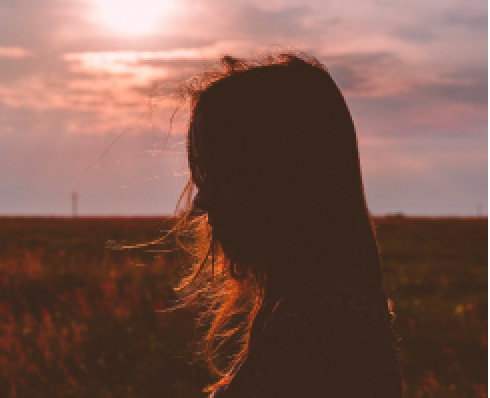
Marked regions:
[175,53,402,397]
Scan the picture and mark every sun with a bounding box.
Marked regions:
[89,0,174,36]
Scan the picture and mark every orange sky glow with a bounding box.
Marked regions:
[0,0,487,215]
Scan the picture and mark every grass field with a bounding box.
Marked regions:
[0,216,486,397]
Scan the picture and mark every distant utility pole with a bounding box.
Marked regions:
[72,191,78,217]
[477,203,482,217]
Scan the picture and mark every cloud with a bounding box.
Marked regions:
[443,8,488,30]
[349,96,487,138]
[394,26,437,44]
[0,46,32,58]
[425,67,488,106]
[321,50,487,136]
[62,43,252,67]
[359,133,487,215]
[325,53,414,98]
[360,133,487,175]
[0,0,486,215]
[0,0,94,47]
[325,51,487,105]
[230,4,313,40]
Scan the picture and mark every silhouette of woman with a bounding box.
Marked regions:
[176,53,402,397]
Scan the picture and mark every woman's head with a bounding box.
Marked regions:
[176,52,382,387]
[187,53,379,288]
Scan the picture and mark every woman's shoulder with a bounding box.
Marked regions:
[213,282,402,398]
[264,281,396,359]
[267,281,389,330]
[258,282,402,397]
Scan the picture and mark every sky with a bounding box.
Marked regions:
[0,0,487,216]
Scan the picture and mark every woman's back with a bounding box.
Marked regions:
[176,52,402,397]
[211,280,401,397]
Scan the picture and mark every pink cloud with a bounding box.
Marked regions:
[1,45,259,134]
[0,68,190,135]
[62,41,257,66]
[0,46,32,58]
[407,103,486,132]
[359,133,487,176]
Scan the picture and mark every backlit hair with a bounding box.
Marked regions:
[174,52,382,392]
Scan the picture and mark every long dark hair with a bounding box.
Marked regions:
[175,52,382,391]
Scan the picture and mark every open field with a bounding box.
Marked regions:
[0,216,487,397]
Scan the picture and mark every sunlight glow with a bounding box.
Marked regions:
[89,0,174,36]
